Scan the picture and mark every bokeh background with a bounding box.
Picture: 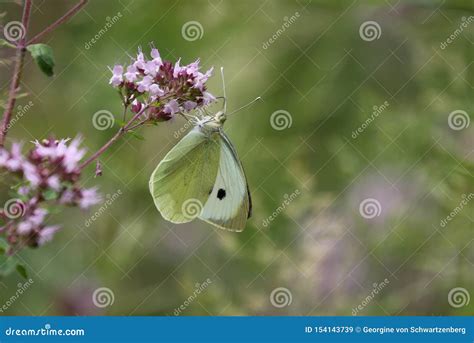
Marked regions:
[0,0,473,316]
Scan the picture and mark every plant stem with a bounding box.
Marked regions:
[0,0,89,147]
[27,0,89,45]
[79,106,150,170]
[0,0,32,148]
[126,119,149,132]
[79,128,126,171]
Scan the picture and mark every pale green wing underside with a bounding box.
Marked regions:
[199,132,251,232]
[149,129,220,223]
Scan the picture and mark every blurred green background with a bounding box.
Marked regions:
[0,0,473,316]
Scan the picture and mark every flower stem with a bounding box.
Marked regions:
[79,128,126,171]
[0,0,32,148]
[0,0,89,148]
[27,0,89,45]
[79,106,150,170]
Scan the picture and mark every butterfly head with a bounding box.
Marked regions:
[195,111,226,134]
[214,111,227,124]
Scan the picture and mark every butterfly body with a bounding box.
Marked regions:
[149,110,251,232]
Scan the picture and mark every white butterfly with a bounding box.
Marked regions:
[149,68,260,231]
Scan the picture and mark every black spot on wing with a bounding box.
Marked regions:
[247,185,252,219]
[217,188,226,200]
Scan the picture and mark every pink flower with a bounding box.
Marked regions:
[137,75,154,93]
[124,65,138,82]
[184,101,197,111]
[0,149,9,167]
[149,84,164,97]
[78,188,101,209]
[38,226,60,246]
[17,208,48,235]
[109,65,123,87]
[22,162,41,186]
[151,48,162,66]
[29,208,48,226]
[173,59,183,78]
[185,59,200,77]
[11,142,22,158]
[5,142,24,171]
[62,137,86,173]
[164,99,179,115]
[202,91,216,105]
[47,175,61,191]
[108,47,216,125]
[131,99,142,113]
[5,156,22,171]
[194,67,214,91]
[60,189,75,205]
[133,51,146,70]
[33,138,69,160]
[144,61,158,77]
[18,186,30,196]
[0,137,101,251]
[17,221,33,235]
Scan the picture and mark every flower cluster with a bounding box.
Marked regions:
[109,48,216,121]
[0,137,101,251]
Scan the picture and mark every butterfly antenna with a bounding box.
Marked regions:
[227,97,262,116]
[220,67,227,113]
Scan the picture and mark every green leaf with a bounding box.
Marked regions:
[43,189,57,201]
[0,253,18,277]
[0,238,8,250]
[27,43,55,77]
[0,238,26,278]
[16,264,28,279]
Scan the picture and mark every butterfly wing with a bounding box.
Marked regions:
[199,131,252,232]
[149,128,220,223]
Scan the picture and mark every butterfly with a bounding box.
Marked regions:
[149,68,260,232]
